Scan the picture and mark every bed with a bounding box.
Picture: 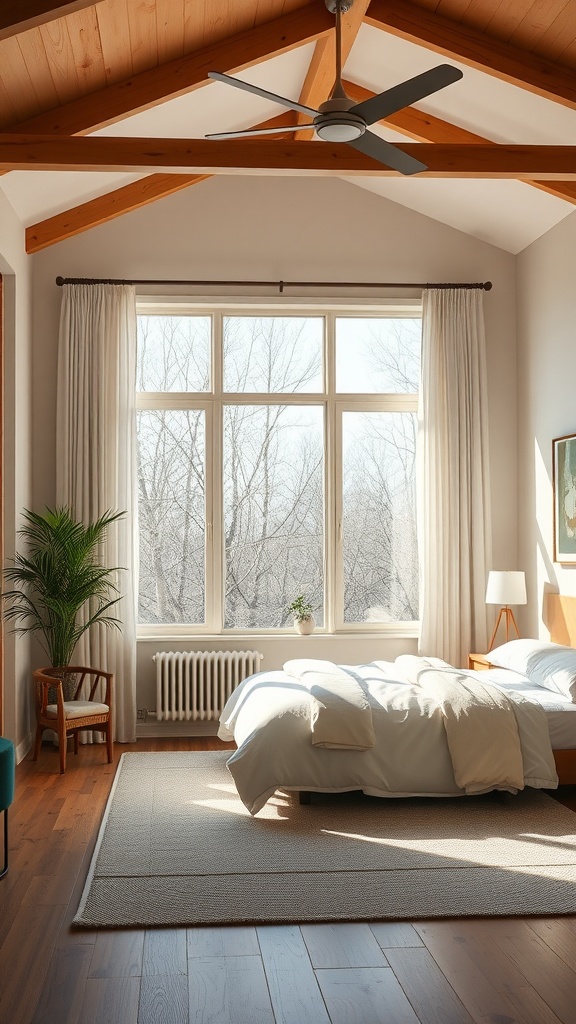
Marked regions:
[217,593,576,814]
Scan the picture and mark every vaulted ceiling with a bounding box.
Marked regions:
[2,0,576,254]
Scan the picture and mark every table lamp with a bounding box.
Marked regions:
[485,570,527,650]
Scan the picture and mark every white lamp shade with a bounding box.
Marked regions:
[485,570,527,606]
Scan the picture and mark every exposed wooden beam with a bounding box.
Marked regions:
[5,135,576,177]
[530,181,576,204]
[24,72,576,255]
[0,1,97,41]
[26,82,483,252]
[343,80,576,206]
[25,113,298,253]
[366,0,576,110]
[296,0,372,138]
[6,4,334,136]
[25,174,210,253]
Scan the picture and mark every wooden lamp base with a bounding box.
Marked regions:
[488,605,520,651]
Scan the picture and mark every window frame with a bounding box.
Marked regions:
[136,297,421,638]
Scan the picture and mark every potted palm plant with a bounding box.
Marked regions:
[2,506,125,674]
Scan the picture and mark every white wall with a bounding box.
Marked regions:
[516,208,576,636]
[30,175,518,715]
[0,190,33,757]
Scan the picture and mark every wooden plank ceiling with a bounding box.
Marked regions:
[1,0,576,251]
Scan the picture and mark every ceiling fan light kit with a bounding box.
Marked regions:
[314,100,366,142]
[207,0,463,175]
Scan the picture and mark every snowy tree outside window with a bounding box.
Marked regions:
[136,306,420,632]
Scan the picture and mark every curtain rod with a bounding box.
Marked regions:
[55,276,492,293]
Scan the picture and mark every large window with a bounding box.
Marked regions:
[136,304,420,633]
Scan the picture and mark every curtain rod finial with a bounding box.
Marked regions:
[55,276,65,286]
[484,282,492,291]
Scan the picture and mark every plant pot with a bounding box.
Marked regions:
[294,615,315,635]
[45,667,78,703]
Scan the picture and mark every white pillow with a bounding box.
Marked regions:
[488,639,576,701]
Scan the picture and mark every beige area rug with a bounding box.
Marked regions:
[74,750,576,928]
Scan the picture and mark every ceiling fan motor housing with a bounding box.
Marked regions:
[314,98,366,141]
[325,0,354,12]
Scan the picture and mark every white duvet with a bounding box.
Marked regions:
[217,658,559,814]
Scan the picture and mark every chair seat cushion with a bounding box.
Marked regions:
[45,701,109,720]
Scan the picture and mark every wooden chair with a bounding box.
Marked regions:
[32,666,114,774]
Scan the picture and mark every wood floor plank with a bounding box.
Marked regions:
[53,793,106,843]
[9,827,65,879]
[78,977,141,1024]
[21,840,85,907]
[188,955,274,1024]
[439,918,569,1024]
[143,928,188,975]
[416,920,565,1024]
[0,902,67,1024]
[0,869,34,946]
[138,974,189,1024]
[30,944,93,1024]
[88,929,145,978]
[187,925,260,958]
[369,922,424,948]
[486,918,576,1023]
[257,925,331,1024]
[15,795,66,843]
[316,966,420,1024]
[56,836,102,949]
[528,916,576,968]
[301,923,389,968]
[384,946,476,1024]
[10,778,59,827]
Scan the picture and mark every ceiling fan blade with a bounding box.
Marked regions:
[208,72,318,118]
[348,131,427,176]
[206,124,305,140]
[349,65,463,127]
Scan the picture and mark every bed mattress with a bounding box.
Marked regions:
[485,667,576,749]
[218,659,562,813]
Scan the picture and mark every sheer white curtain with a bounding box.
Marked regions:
[56,283,137,742]
[418,288,492,667]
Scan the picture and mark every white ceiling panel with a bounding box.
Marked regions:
[345,176,572,254]
[0,172,146,225]
[94,43,317,139]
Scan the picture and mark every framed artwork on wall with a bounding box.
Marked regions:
[553,433,576,564]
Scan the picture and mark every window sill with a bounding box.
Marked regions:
[137,628,419,644]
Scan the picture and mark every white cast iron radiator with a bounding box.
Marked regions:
[153,650,263,721]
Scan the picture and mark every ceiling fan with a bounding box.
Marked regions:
[206,0,463,175]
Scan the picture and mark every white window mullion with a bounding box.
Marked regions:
[205,402,221,633]
[333,402,345,631]
[211,312,223,632]
[325,312,336,634]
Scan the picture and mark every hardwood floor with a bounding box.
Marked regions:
[1,737,576,1024]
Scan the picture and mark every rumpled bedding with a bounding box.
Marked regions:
[218,657,559,814]
[396,655,554,794]
[283,659,375,750]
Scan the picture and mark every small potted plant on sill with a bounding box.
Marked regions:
[287,594,315,635]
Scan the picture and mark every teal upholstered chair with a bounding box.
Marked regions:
[0,737,15,878]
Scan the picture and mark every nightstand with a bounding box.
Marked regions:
[467,652,493,671]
